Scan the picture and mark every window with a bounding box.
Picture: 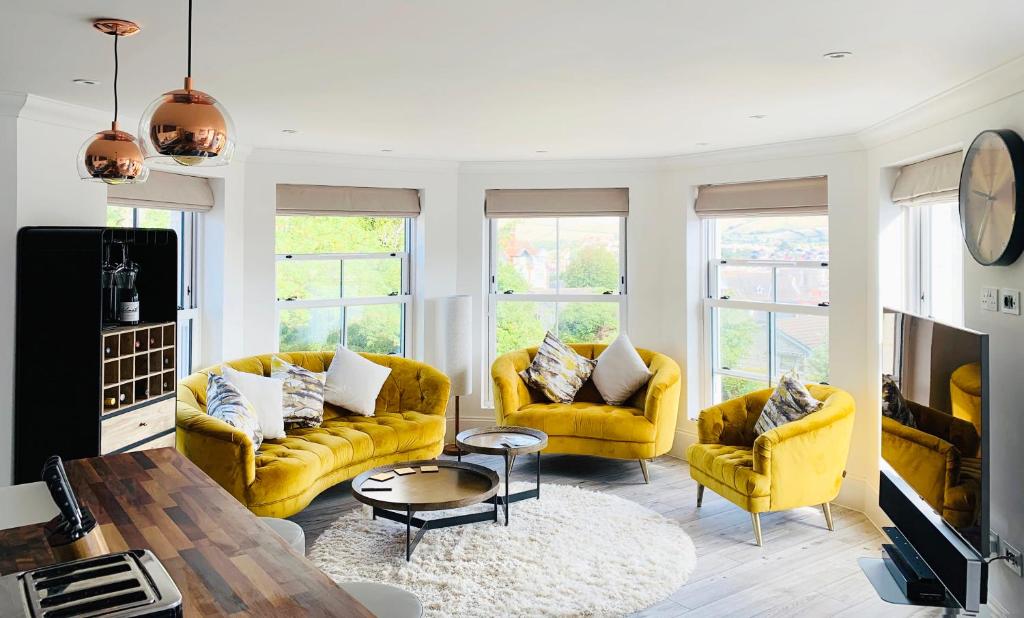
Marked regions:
[908,200,963,325]
[488,216,626,386]
[704,215,829,405]
[275,215,412,355]
[106,205,199,375]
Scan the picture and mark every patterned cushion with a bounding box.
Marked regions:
[881,374,916,428]
[272,355,327,428]
[753,372,823,436]
[207,373,263,452]
[519,332,597,403]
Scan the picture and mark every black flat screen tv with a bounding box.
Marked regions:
[880,308,988,610]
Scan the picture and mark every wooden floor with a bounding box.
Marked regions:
[290,454,944,617]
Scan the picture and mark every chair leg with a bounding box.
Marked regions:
[822,502,834,532]
[751,512,763,547]
[696,484,705,507]
[639,459,650,484]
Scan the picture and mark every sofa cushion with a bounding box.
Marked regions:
[248,410,445,507]
[686,443,770,498]
[506,402,655,443]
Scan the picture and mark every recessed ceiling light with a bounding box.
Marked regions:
[695,142,710,147]
[380,148,393,152]
[535,149,549,154]
[748,114,767,120]
[281,129,298,134]
[823,51,852,59]
[72,78,99,86]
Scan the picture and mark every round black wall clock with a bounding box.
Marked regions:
[959,129,1024,266]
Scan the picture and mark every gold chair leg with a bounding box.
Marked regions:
[751,513,763,547]
[822,503,834,532]
[696,484,705,507]
[639,459,650,484]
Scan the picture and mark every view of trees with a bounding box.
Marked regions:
[493,218,621,354]
[276,216,406,355]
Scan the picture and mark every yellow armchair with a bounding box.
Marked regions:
[686,384,855,546]
[177,351,450,518]
[491,344,681,482]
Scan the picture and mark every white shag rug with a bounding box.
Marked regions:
[309,482,696,617]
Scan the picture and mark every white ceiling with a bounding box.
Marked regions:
[3,1,1024,160]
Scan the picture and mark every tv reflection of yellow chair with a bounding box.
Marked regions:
[881,400,979,528]
[950,362,981,443]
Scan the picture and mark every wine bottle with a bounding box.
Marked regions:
[116,248,140,325]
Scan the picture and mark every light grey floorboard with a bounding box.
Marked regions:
[289,453,943,617]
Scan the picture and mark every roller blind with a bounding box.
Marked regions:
[107,171,214,212]
[695,176,828,218]
[276,184,421,217]
[891,152,962,206]
[484,188,629,218]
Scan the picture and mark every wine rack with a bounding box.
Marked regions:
[101,322,176,414]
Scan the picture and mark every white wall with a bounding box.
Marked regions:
[864,85,1024,615]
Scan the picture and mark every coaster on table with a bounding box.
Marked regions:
[369,472,394,482]
[420,465,439,473]
[394,467,416,476]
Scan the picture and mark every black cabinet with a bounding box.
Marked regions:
[14,227,178,484]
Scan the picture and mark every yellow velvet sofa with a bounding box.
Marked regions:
[177,351,450,518]
[881,400,979,528]
[686,385,855,546]
[491,344,681,482]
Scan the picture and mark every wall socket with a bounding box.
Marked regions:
[1004,543,1023,577]
[981,287,999,311]
[1000,288,1021,315]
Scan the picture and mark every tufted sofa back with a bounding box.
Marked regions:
[178,351,449,419]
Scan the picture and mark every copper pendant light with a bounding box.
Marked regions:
[77,19,149,185]
[139,0,235,166]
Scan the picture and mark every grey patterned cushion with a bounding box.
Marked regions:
[881,374,916,428]
[753,372,823,436]
[272,356,327,428]
[207,373,263,452]
[519,332,596,404]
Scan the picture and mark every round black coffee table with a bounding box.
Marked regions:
[352,459,499,560]
[456,426,547,525]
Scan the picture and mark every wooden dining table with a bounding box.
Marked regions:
[0,447,373,617]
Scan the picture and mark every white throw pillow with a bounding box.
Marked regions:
[591,334,653,405]
[222,365,286,440]
[324,345,392,416]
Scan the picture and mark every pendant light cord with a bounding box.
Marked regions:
[187,0,192,78]
[113,33,119,125]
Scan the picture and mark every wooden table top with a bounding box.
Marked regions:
[0,448,373,617]
[351,460,499,511]
[456,426,548,456]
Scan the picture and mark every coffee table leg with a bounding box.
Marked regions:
[406,505,412,561]
[493,494,498,521]
[536,451,541,499]
[504,451,511,526]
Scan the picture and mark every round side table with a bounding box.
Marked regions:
[456,426,547,525]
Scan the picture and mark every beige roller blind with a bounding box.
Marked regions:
[695,176,828,218]
[107,171,214,212]
[484,188,629,218]
[276,184,421,217]
[891,152,962,206]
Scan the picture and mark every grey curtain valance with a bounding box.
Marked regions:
[276,184,421,217]
[107,171,214,212]
[891,152,962,207]
[695,176,828,218]
[484,188,629,218]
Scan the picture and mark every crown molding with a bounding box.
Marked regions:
[660,134,864,169]
[247,147,459,173]
[459,156,665,175]
[0,92,29,119]
[0,92,108,131]
[857,54,1024,150]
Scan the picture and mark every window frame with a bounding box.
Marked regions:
[700,216,830,409]
[906,200,964,324]
[274,216,414,357]
[485,216,628,406]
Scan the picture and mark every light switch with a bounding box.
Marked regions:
[1001,289,1021,315]
[982,287,999,311]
